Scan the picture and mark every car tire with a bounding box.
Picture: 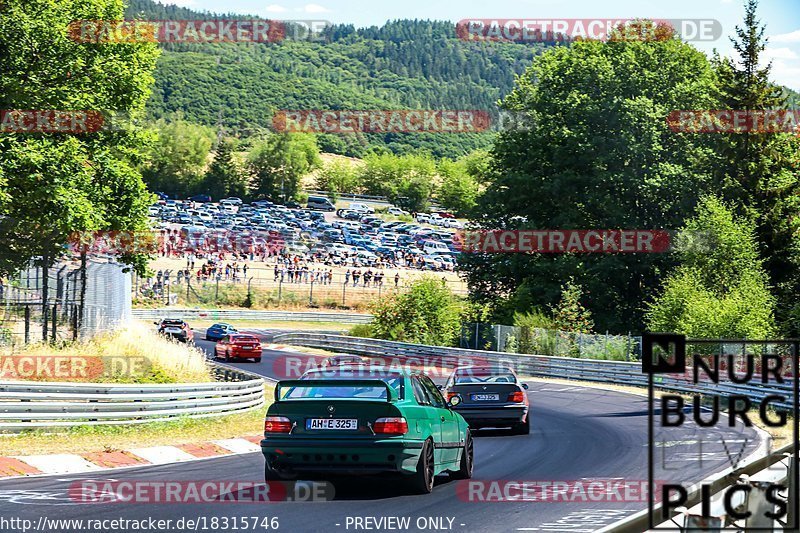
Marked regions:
[513,414,530,435]
[450,430,473,480]
[408,438,435,494]
[254,358,261,363]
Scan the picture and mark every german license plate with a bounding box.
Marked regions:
[306,418,358,430]
[241,346,253,350]
[471,394,499,401]
[166,328,181,333]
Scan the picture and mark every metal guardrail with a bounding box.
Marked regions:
[132,308,373,324]
[271,333,798,531]
[0,363,266,432]
[596,444,796,532]
[269,333,796,410]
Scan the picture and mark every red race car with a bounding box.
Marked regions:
[215,333,263,363]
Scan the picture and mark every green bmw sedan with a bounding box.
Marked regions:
[261,366,473,494]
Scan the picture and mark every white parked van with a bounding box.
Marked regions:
[349,202,375,214]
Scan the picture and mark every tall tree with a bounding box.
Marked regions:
[141,118,215,197]
[0,0,159,276]
[202,137,247,200]
[646,196,776,339]
[461,33,720,332]
[712,0,800,335]
[248,134,320,201]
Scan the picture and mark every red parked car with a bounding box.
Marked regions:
[215,334,263,362]
[436,211,456,219]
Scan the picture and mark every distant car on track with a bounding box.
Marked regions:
[443,365,530,434]
[155,318,194,344]
[261,366,473,493]
[323,354,367,367]
[214,333,263,363]
[205,322,238,341]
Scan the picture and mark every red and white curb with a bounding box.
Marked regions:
[0,436,262,479]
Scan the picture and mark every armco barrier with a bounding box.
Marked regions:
[0,363,266,432]
[132,308,373,324]
[269,333,796,410]
[271,333,797,531]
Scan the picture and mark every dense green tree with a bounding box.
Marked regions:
[315,159,362,195]
[370,277,463,346]
[202,137,247,200]
[248,134,321,201]
[646,196,776,339]
[460,32,720,332]
[712,0,800,335]
[437,158,481,216]
[141,118,215,197]
[551,279,594,334]
[0,0,159,275]
[359,152,437,211]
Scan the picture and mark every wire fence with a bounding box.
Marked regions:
[133,265,467,310]
[460,323,643,361]
[0,257,131,348]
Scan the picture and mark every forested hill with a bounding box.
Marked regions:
[125,0,545,157]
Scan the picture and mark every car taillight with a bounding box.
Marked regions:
[264,416,292,433]
[446,391,458,401]
[507,391,526,403]
[373,417,408,435]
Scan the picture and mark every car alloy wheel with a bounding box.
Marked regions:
[451,430,473,479]
[410,439,435,494]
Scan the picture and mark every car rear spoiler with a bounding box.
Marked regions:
[274,379,398,403]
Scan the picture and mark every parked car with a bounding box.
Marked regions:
[307,195,336,211]
[215,334,263,362]
[155,318,194,344]
[188,194,211,203]
[349,202,375,214]
[262,366,473,493]
[442,365,530,434]
[205,322,238,341]
[387,206,410,216]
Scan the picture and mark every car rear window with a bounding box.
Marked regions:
[281,378,403,400]
[298,371,404,399]
[454,369,516,384]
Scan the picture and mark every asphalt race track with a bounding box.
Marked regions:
[0,332,762,533]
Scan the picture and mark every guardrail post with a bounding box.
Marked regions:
[51,303,57,343]
[24,306,30,344]
[787,454,797,529]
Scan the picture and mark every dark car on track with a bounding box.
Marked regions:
[261,366,473,493]
[205,322,238,341]
[155,318,194,344]
[442,365,530,434]
[214,334,263,362]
